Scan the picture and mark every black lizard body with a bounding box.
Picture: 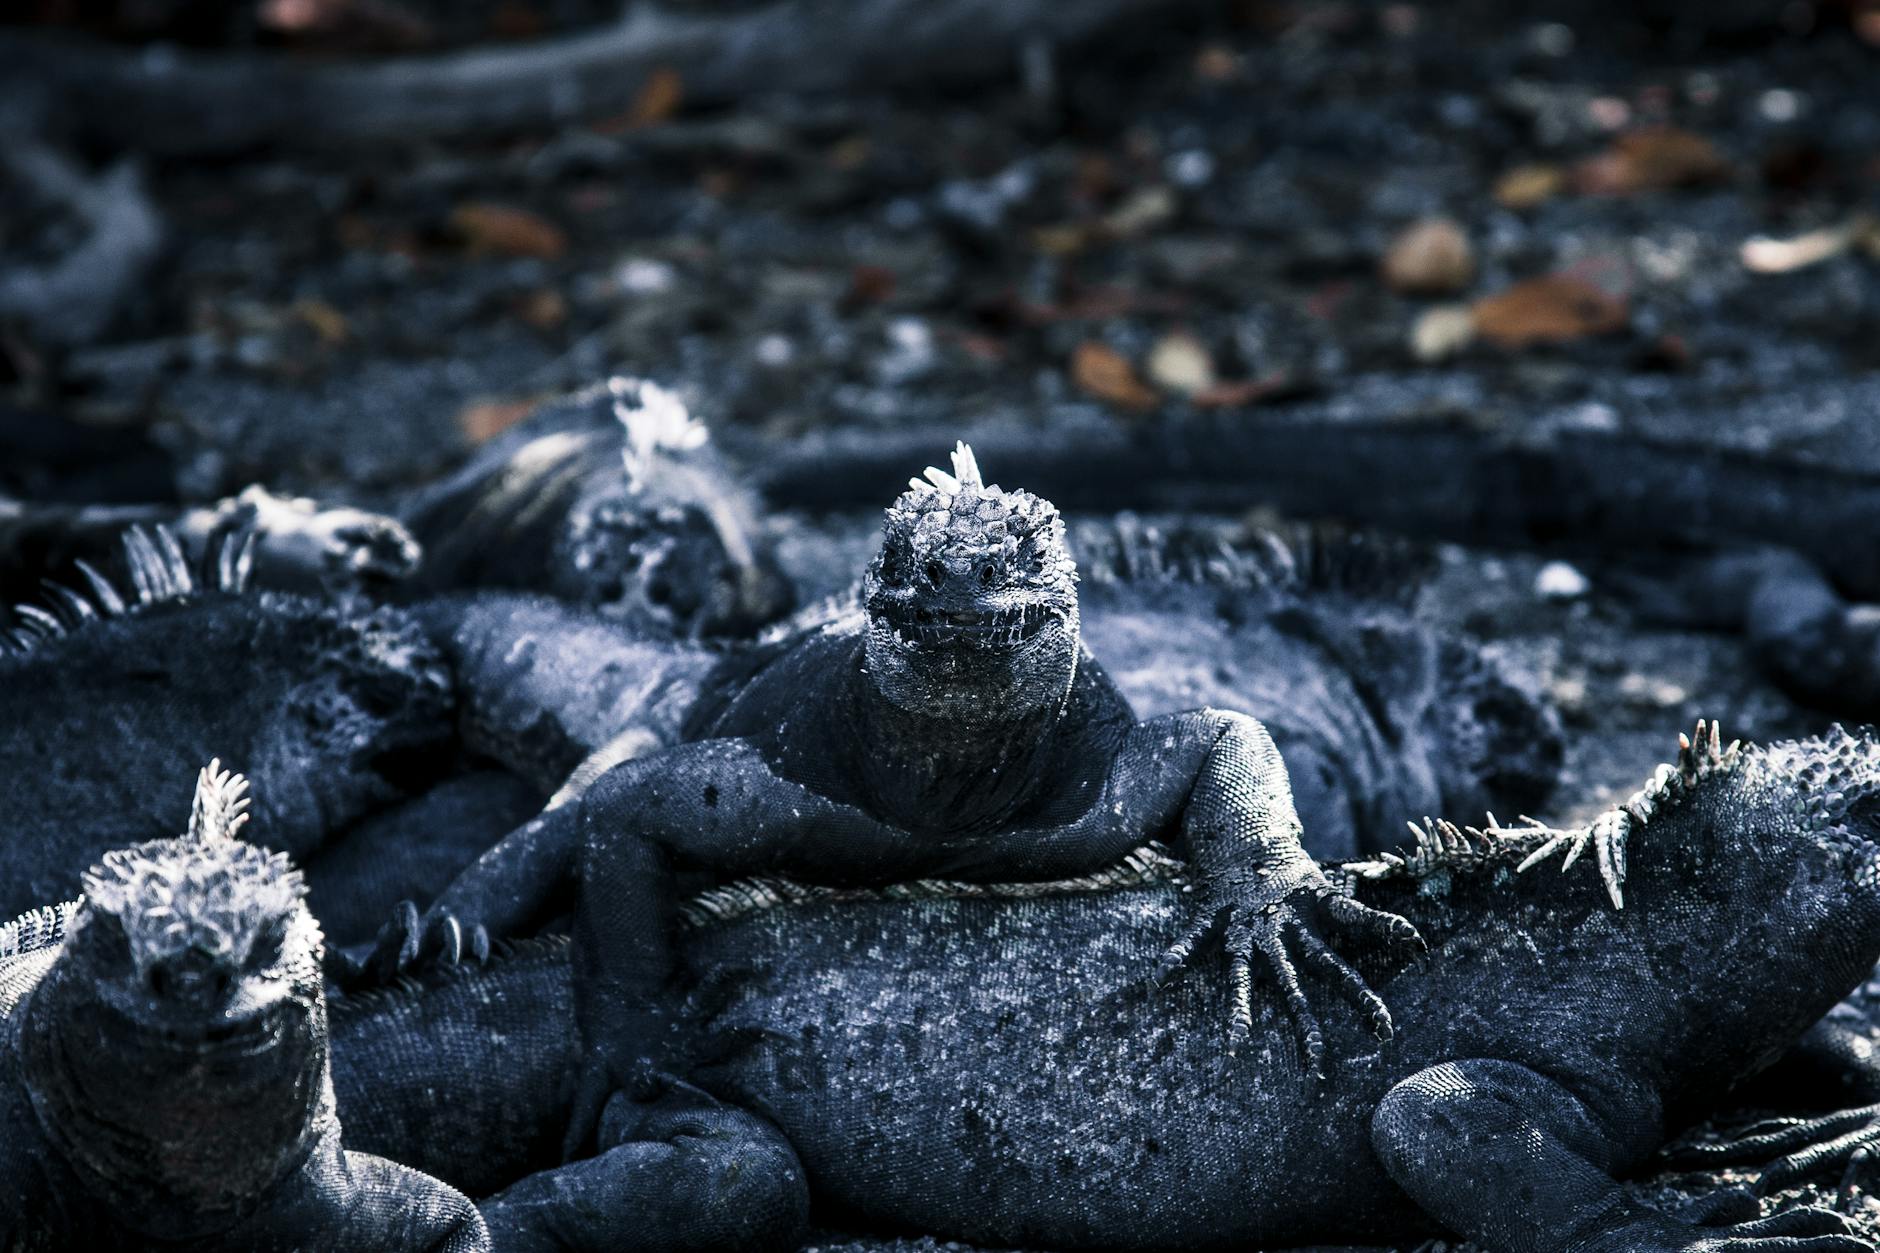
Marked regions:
[329,722,1880,1252]
[0,527,454,920]
[388,442,1446,1161]
[398,377,793,638]
[0,763,487,1251]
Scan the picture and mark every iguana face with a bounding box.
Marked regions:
[863,442,1080,724]
[30,764,329,1230]
[556,379,792,636]
[71,833,318,1046]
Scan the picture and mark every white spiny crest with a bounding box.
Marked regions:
[611,377,708,489]
[1,525,254,658]
[189,759,252,843]
[950,441,983,491]
[911,441,985,496]
[1504,717,1738,910]
[1347,718,1745,911]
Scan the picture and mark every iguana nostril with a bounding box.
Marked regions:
[925,562,946,588]
[980,565,996,587]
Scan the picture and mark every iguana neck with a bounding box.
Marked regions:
[851,660,1070,834]
[21,966,330,1240]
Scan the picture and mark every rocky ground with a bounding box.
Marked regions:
[6,0,1880,1247]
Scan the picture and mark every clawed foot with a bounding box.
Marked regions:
[1154,878,1423,1074]
[1586,1197,1869,1252]
[1667,1105,1880,1211]
[223,486,421,590]
[324,899,489,992]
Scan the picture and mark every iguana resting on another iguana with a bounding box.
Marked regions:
[332,722,1880,1251]
[0,761,488,1251]
[380,441,1433,1154]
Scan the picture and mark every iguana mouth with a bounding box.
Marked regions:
[873,600,1055,650]
[131,1004,286,1056]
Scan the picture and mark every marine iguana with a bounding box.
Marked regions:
[399,377,793,639]
[406,514,1560,855]
[0,761,489,1251]
[330,722,1880,1251]
[0,524,454,918]
[381,441,1429,1154]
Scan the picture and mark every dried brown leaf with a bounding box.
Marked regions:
[1471,274,1628,349]
[291,298,349,345]
[1071,342,1158,412]
[1573,127,1730,196]
[626,67,685,129]
[457,398,539,443]
[1493,164,1565,210]
[449,203,566,259]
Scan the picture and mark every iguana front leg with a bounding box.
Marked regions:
[1114,709,1422,1072]
[1375,1059,1865,1253]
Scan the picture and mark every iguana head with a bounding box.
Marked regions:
[27,761,329,1236]
[412,378,793,637]
[863,442,1080,724]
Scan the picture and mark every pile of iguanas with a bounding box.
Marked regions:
[5,380,1880,1251]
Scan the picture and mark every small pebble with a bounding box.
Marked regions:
[1535,561,1589,600]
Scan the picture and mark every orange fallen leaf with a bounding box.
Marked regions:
[1573,127,1730,196]
[457,398,539,443]
[516,288,568,329]
[1471,275,1629,348]
[1193,43,1241,81]
[844,265,897,308]
[1190,372,1297,408]
[1071,342,1158,412]
[449,203,566,259]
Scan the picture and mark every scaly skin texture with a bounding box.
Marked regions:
[669,724,1879,1253]
[1069,520,1561,859]
[328,932,809,1253]
[388,443,1426,1158]
[0,763,487,1251]
[0,526,454,918]
[329,723,1880,1252]
[409,518,1559,858]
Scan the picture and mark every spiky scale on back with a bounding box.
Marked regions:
[0,526,453,917]
[648,722,1880,1249]
[1069,518,1561,857]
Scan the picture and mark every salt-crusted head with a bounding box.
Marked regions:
[30,761,330,1236]
[70,761,317,1031]
[862,443,1080,724]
